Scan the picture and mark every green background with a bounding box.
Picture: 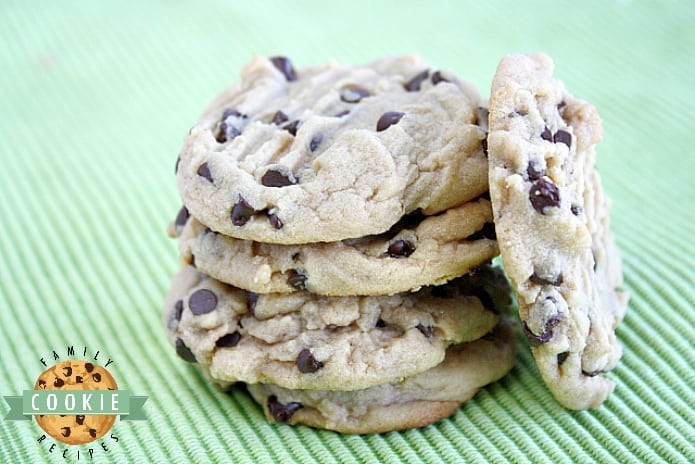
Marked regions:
[1,1,693,462]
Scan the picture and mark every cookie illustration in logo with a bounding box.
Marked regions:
[34,360,118,445]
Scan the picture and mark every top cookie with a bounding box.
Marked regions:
[176,54,489,244]
[487,53,628,409]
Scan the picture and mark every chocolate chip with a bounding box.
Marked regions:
[404,69,429,91]
[376,111,405,132]
[481,138,488,157]
[216,109,244,143]
[89,428,97,438]
[529,178,561,214]
[175,206,189,228]
[431,70,449,85]
[340,87,370,103]
[296,348,323,373]
[76,376,83,383]
[231,197,256,226]
[261,169,296,187]
[61,427,71,438]
[554,130,572,148]
[557,351,569,365]
[571,204,583,216]
[375,319,387,328]
[175,156,180,174]
[530,272,563,286]
[270,56,297,82]
[283,120,300,136]
[540,126,553,142]
[38,379,46,389]
[521,312,563,346]
[267,395,302,422]
[173,300,184,322]
[215,332,241,348]
[53,377,64,388]
[526,162,544,181]
[582,369,604,377]
[76,415,85,425]
[515,109,528,117]
[92,373,102,383]
[416,323,434,338]
[467,222,496,241]
[189,254,196,268]
[386,239,416,258]
[175,338,196,362]
[268,213,283,229]
[189,288,218,315]
[287,270,307,290]
[63,366,72,377]
[247,292,259,315]
[272,110,289,125]
[309,135,322,152]
[85,363,94,373]
[197,162,214,183]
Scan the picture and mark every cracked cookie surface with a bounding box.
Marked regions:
[171,197,497,296]
[175,54,489,244]
[487,53,628,409]
[163,264,511,391]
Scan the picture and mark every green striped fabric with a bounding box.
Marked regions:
[1,1,693,462]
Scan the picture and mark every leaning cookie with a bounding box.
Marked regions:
[487,53,628,409]
[247,319,516,434]
[172,197,497,296]
[175,54,489,244]
[163,265,510,392]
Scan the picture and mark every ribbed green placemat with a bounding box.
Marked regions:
[1,1,693,462]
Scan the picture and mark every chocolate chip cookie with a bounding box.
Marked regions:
[487,53,628,409]
[175,54,489,244]
[163,264,511,392]
[172,197,498,296]
[34,360,117,445]
[247,319,516,433]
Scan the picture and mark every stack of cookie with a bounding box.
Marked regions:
[163,55,518,433]
[163,52,628,432]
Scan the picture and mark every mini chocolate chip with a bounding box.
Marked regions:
[54,378,64,388]
[309,135,322,152]
[268,213,283,229]
[189,288,218,315]
[175,338,196,362]
[431,70,449,85]
[416,323,434,338]
[197,162,214,183]
[261,169,296,187]
[529,178,561,214]
[571,204,583,216]
[557,351,570,365]
[340,87,370,103]
[375,319,387,328]
[89,428,97,438]
[521,312,564,346]
[296,348,323,373]
[92,373,102,383]
[386,239,416,258]
[582,369,604,377]
[481,138,488,157]
[467,222,496,241]
[530,272,563,286]
[175,156,180,174]
[376,111,405,132]
[540,126,553,142]
[554,130,572,148]
[269,56,297,81]
[287,270,307,290]
[76,415,85,425]
[404,69,429,91]
[272,110,289,125]
[267,395,302,422]
[76,376,83,383]
[247,292,259,315]
[85,363,94,373]
[231,197,256,226]
[63,366,72,377]
[173,300,184,321]
[61,427,71,438]
[175,206,190,228]
[526,162,544,181]
[283,120,300,136]
[215,332,241,348]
